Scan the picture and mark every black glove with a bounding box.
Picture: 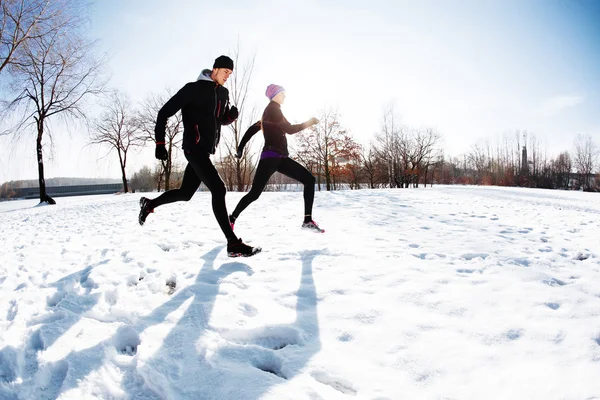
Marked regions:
[236,148,243,159]
[155,144,168,161]
[228,106,239,121]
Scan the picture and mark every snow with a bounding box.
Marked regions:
[1,185,599,399]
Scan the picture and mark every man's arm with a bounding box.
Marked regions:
[221,103,239,126]
[154,83,194,143]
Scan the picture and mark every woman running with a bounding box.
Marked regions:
[229,84,324,233]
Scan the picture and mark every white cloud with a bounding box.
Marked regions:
[537,95,583,117]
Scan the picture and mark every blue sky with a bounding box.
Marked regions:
[1,0,599,181]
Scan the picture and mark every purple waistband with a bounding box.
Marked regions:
[260,150,286,160]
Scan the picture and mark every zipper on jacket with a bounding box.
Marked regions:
[212,84,218,153]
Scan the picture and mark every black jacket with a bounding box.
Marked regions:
[155,70,236,154]
[238,101,312,157]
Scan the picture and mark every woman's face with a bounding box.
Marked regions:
[273,91,286,104]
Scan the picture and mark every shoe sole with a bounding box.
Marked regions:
[139,197,149,226]
[302,227,325,233]
[227,247,262,258]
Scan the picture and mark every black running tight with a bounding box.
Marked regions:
[148,149,236,240]
[231,157,316,219]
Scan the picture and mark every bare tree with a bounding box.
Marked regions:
[374,102,402,188]
[360,144,377,189]
[574,134,599,190]
[360,143,388,189]
[3,4,106,204]
[89,91,139,193]
[468,143,489,184]
[552,151,572,189]
[0,0,66,74]
[136,90,182,191]
[295,108,357,191]
[218,40,257,192]
[411,128,442,187]
[130,165,154,192]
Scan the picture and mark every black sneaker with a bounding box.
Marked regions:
[227,238,261,257]
[302,220,325,233]
[138,197,153,226]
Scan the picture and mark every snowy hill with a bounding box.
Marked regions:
[1,186,599,399]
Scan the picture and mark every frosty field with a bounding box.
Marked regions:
[1,185,599,399]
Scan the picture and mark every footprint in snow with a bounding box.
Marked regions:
[113,325,141,356]
[0,347,18,383]
[6,300,18,322]
[574,252,590,261]
[311,370,357,396]
[166,280,177,295]
[221,326,301,351]
[239,303,258,317]
[460,253,489,261]
[505,329,523,341]
[542,277,566,287]
[337,332,353,342]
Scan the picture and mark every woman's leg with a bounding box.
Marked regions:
[277,158,316,219]
[230,158,280,220]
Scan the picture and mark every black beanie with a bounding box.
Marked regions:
[213,55,234,71]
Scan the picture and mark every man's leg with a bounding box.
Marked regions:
[139,163,200,225]
[185,150,237,240]
[148,163,200,209]
[230,158,279,220]
[186,151,261,255]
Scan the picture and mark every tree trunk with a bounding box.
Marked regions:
[317,161,322,191]
[156,171,163,192]
[118,150,129,193]
[236,159,243,192]
[120,165,129,193]
[165,162,171,191]
[165,143,174,190]
[36,119,55,204]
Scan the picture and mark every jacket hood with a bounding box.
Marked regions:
[196,69,214,82]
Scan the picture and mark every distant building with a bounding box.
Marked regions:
[12,183,125,199]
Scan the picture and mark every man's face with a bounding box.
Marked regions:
[212,68,232,85]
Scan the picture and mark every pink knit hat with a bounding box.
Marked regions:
[265,84,285,100]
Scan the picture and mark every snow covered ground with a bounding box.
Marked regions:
[1,185,599,399]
